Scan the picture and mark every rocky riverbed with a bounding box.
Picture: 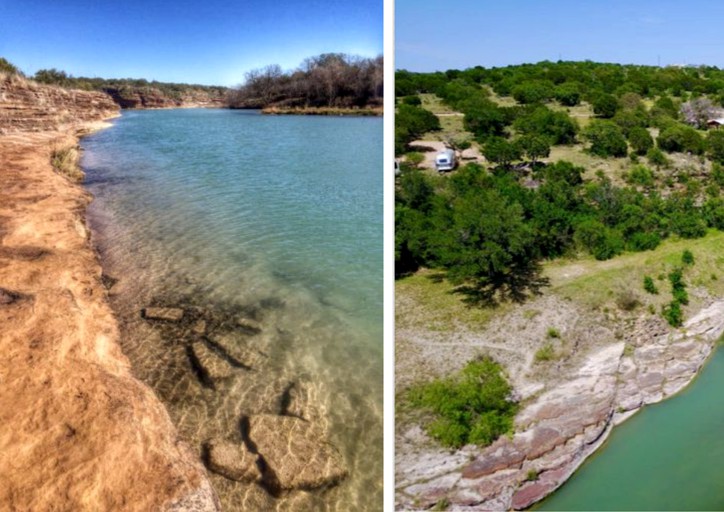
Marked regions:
[396,296,724,510]
[126,297,350,506]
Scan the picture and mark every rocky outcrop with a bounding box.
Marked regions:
[0,84,218,510]
[103,86,225,109]
[0,74,118,134]
[396,301,724,510]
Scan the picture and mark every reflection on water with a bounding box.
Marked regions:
[82,109,382,511]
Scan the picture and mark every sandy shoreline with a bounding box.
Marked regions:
[0,120,219,510]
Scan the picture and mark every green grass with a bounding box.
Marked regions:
[396,269,507,332]
[547,230,724,311]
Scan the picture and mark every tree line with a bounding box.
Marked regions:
[396,161,723,304]
[227,53,383,109]
[29,68,226,101]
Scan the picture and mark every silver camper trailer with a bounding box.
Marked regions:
[435,149,456,172]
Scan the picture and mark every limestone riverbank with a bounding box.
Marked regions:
[0,74,219,511]
[396,248,724,510]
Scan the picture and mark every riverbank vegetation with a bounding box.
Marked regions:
[227,53,383,110]
[405,357,518,448]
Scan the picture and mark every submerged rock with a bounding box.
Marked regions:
[189,341,234,384]
[248,414,347,490]
[205,439,261,483]
[236,317,262,335]
[142,306,184,322]
[191,319,207,335]
[208,332,265,369]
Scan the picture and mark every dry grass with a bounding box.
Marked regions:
[50,145,84,182]
[261,106,382,116]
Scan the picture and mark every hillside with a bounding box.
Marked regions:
[395,61,724,509]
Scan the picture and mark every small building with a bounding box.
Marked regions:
[706,118,724,128]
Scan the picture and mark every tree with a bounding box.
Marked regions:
[513,106,578,145]
[680,97,716,129]
[482,137,522,169]
[708,129,724,163]
[437,188,547,304]
[592,93,619,118]
[584,120,628,157]
[628,126,654,155]
[396,104,440,154]
[517,135,551,164]
[463,98,507,138]
[511,80,554,104]
[657,124,705,154]
[554,82,581,106]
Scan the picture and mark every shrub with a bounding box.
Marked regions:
[526,469,540,482]
[616,290,641,311]
[51,146,83,182]
[513,106,578,145]
[546,327,560,338]
[628,126,654,155]
[402,95,422,106]
[662,301,683,327]
[628,232,661,251]
[646,147,669,169]
[669,268,689,305]
[511,80,554,104]
[405,152,425,168]
[535,343,555,362]
[407,357,518,448]
[0,57,20,75]
[682,249,695,266]
[554,83,581,106]
[643,276,658,294]
[627,164,655,188]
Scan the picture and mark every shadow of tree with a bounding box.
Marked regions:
[446,264,550,308]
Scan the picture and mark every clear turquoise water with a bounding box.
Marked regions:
[537,346,724,511]
[81,109,382,511]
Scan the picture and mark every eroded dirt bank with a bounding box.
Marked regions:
[0,75,219,511]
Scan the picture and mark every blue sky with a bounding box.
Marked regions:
[0,0,382,86]
[396,0,724,71]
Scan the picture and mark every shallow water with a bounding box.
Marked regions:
[82,109,382,511]
[536,345,724,511]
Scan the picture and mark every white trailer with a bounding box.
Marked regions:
[435,149,456,172]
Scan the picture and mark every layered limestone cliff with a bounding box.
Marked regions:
[0,74,118,134]
[396,293,724,511]
[0,75,219,511]
[102,86,225,109]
